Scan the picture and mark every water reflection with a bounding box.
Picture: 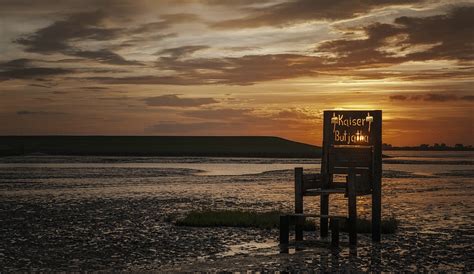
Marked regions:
[277,239,387,271]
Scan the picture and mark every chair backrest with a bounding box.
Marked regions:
[327,146,373,174]
[321,110,382,195]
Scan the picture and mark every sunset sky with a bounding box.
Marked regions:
[0,0,472,146]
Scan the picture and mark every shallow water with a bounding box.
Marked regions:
[1,151,472,176]
[0,151,473,271]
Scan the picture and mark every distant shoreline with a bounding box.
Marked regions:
[1,136,472,158]
[383,147,474,151]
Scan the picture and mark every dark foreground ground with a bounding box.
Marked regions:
[0,156,473,271]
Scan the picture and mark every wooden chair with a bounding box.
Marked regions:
[280,110,382,248]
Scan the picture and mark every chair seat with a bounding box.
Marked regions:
[286,213,347,219]
[304,188,346,195]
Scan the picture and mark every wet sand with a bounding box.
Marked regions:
[0,156,473,271]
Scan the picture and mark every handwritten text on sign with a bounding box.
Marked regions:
[331,112,374,145]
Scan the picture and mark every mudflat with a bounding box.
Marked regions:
[0,152,472,271]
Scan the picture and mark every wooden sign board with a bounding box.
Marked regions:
[322,110,382,197]
[324,110,382,147]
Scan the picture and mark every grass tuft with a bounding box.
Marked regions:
[176,210,398,234]
[176,210,282,230]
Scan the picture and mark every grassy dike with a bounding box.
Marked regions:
[176,210,399,234]
[0,136,321,158]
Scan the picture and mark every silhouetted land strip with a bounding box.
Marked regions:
[0,136,322,158]
[383,143,473,151]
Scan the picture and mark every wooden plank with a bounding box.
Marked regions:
[321,112,332,238]
[328,182,346,189]
[356,172,372,195]
[329,167,369,174]
[328,147,372,168]
[330,160,371,167]
[294,167,303,214]
[348,170,357,246]
[305,188,345,195]
[287,214,347,219]
[303,173,323,190]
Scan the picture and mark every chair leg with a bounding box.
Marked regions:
[330,218,339,247]
[348,172,357,246]
[279,215,289,253]
[295,215,304,241]
[294,168,304,242]
[295,167,304,214]
[372,177,382,242]
[320,194,329,237]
